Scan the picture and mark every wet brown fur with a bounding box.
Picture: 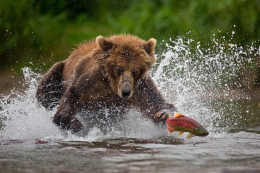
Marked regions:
[36,34,176,133]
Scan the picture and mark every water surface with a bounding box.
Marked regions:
[1,36,260,173]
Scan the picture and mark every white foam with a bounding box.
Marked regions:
[0,68,62,140]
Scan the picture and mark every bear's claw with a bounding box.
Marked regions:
[154,110,170,121]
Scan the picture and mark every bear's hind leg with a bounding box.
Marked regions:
[36,62,65,110]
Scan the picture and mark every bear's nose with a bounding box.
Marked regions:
[122,89,131,98]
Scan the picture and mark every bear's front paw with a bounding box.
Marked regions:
[53,114,83,133]
[154,110,171,122]
[69,118,83,134]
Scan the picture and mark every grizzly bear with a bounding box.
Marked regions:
[36,34,176,133]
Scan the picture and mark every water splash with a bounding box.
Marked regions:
[0,35,259,141]
[0,68,63,140]
[0,68,166,141]
[152,35,259,133]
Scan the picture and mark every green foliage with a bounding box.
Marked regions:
[34,0,100,20]
[0,0,259,75]
[0,0,67,71]
[104,0,260,45]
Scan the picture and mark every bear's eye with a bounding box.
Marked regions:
[116,67,124,76]
[132,69,138,77]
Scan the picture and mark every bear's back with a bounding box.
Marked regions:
[63,40,99,82]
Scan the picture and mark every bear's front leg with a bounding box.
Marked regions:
[52,85,83,133]
[53,102,83,133]
[52,69,95,133]
[133,76,177,125]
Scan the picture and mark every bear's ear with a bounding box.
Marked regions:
[96,36,113,51]
[143,38,156,55]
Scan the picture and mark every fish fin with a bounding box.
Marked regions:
[186,133,195,139]
[174,112,184,118]
[167,125,174,133]
[178,131,184,137]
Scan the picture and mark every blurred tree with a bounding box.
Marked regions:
[1,0,259,74]
[0,0,66,71]
[33,0,99,20]
[104,0,260,45]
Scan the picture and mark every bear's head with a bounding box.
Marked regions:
[96,35,156,99]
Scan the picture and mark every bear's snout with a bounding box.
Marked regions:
[118,71,133,99]
[121,85,131,98]
[119,82,133,99]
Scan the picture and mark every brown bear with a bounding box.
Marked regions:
[36,34,177,133]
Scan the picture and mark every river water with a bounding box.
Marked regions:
[0,36,260,173]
